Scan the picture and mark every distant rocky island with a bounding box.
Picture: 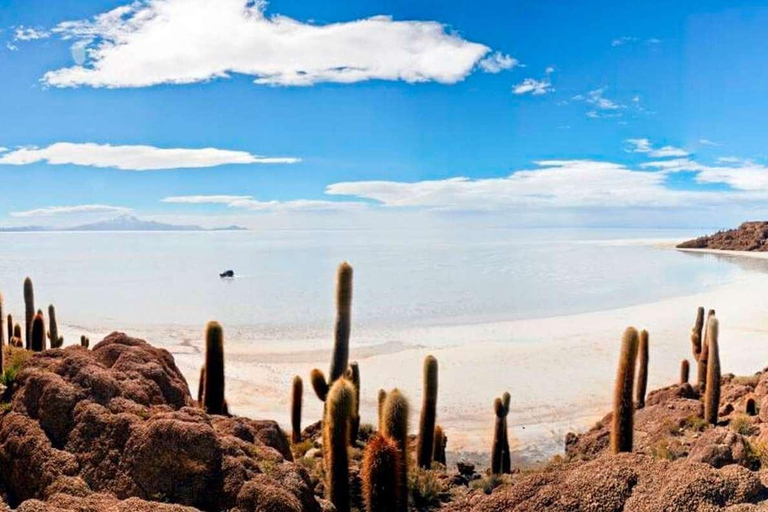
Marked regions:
[677,221,768,251]
[0,214,247,232]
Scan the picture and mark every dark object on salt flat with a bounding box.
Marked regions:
[219,270,235,278]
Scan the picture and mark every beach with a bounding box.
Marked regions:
[38,241,768,466]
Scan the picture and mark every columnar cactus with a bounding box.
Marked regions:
[381,388,409,512]
[24,277,34,350]
[362,433,401,512]
[611,327,639,454]
[491,394,511,474]
[0,292,4,347]
[291,375,303,444]
[13,324,21,341]
[704,316,720,425]
[417,355,438,468]
[501,392,511,474]
[47,305,63,348]
[310,263,354,405]
[80,335,90,349]
[6,314,11,346]
[31,312,46,352]
[347,361,360,443]
[377,389,387,432]
[635,330,649,409]
[203,321,226,415]
[680,359,690,385]
[746,396,757,416]
[696,309,716,392]
[433,425,447,466]
[197,366,206,404]
[323,378,355,512]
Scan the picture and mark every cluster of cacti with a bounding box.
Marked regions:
[417,355,439,469]
[47,305,64,348]
[704,315,720,425]
[611,327,639,453]
[24,277,34,350]
[291,375,303,444]
[310,263,353,405]
[80,335,90,349]
[491,392,511,474]
[323,378,355,512]
[635,329,649,409]
[433,425,447,466]
[200,321,226,415]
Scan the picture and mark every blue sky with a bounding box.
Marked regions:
[1,0,768,228]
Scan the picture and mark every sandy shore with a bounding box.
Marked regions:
[57,246,768,466]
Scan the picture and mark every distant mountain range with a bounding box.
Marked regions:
[0,215,247,232]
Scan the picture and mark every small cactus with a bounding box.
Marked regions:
[13,324,21,341]
[80,335,90,349]
[611,327,640,454]
[704,316,720,425]
[311,263,354,405]
[24,277,34,350]
[203,321,226,415]
[362,433,402,512]
[433,425,447,466]
[347,362,360,443]
[197,366,206,404]
[323,378,355,512]
[377,389,387,432]
[417,355,438,469]
[6,314,12,345]
[47,304,63,348]
[635,330,649,409]
[680,359,690,385]
[31,312,46,352]
[381,389,409,512]
[291,375,303,444]
[746,396,757,416]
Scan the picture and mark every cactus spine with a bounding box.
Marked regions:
[47,305,63,348]
[381,389,409,512]
[31,312,46,352]
[433,425,447,466]
[704,316,720,425]
[24,277,34,350]
[323,379,355,512]
[362,433,402,512]
[203,321,226,415]
[347,361,360,443]
[680,359,690,385]
[635,330,649,409]
[310,263,354,405]
[377,389,387,432]
[417,355,438,468]
[611,327,640,454]
[291,375,303,444]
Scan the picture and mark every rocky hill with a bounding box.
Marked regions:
[677,221,768,251]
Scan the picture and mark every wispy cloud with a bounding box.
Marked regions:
[641,158,768,191]
[14,26,50,41]
[624,138,689,158]
[0,143,300,171]
[611,36,661,47]
[162,195,365,212]
[11,204,130,218]
[41,0,506,88]
[699,138,721,147]
[512,67,555,96]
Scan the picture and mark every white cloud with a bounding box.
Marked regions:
[717,156,741,163]
[699,138,721,147]
[0,142,300,170]
[14,26,50,41]
[162,195,365,212]
[478,52,518,73]
[641,158,768,191]
[42,0,500,88]
[326,160,717,210]
[6,42,18,51]
[611,36,638,47]
[585,88,620,110]
[11,204,130,218]
[624,138,689,158]
[512,78,553,96]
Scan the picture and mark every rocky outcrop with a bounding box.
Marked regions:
[677,222,768,251]
[0,333,321,511]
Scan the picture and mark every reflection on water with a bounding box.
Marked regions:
[679,250,768,274]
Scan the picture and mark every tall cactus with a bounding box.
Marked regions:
[362,433,402,512]
[291,375,303,444]
[501,391,511,474]
[347,361,360,443]
[31,312,46,352]
[704,316,720,425]
[381,389,409,512]
[696,309,716,392]
[611,327,640,454]
[6,314,11,346]
[323,379,355,512]
[203,321,226,415]
[47,304,63,348]
[433,425,447,466]
[24,277,34,350]
[377,389,387,432]
[680,359,690,385]
[417,355,438,468]
[0,292,4,347]
[491,394,512,474]
[635,329,649,409]
[310,262,354,405]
